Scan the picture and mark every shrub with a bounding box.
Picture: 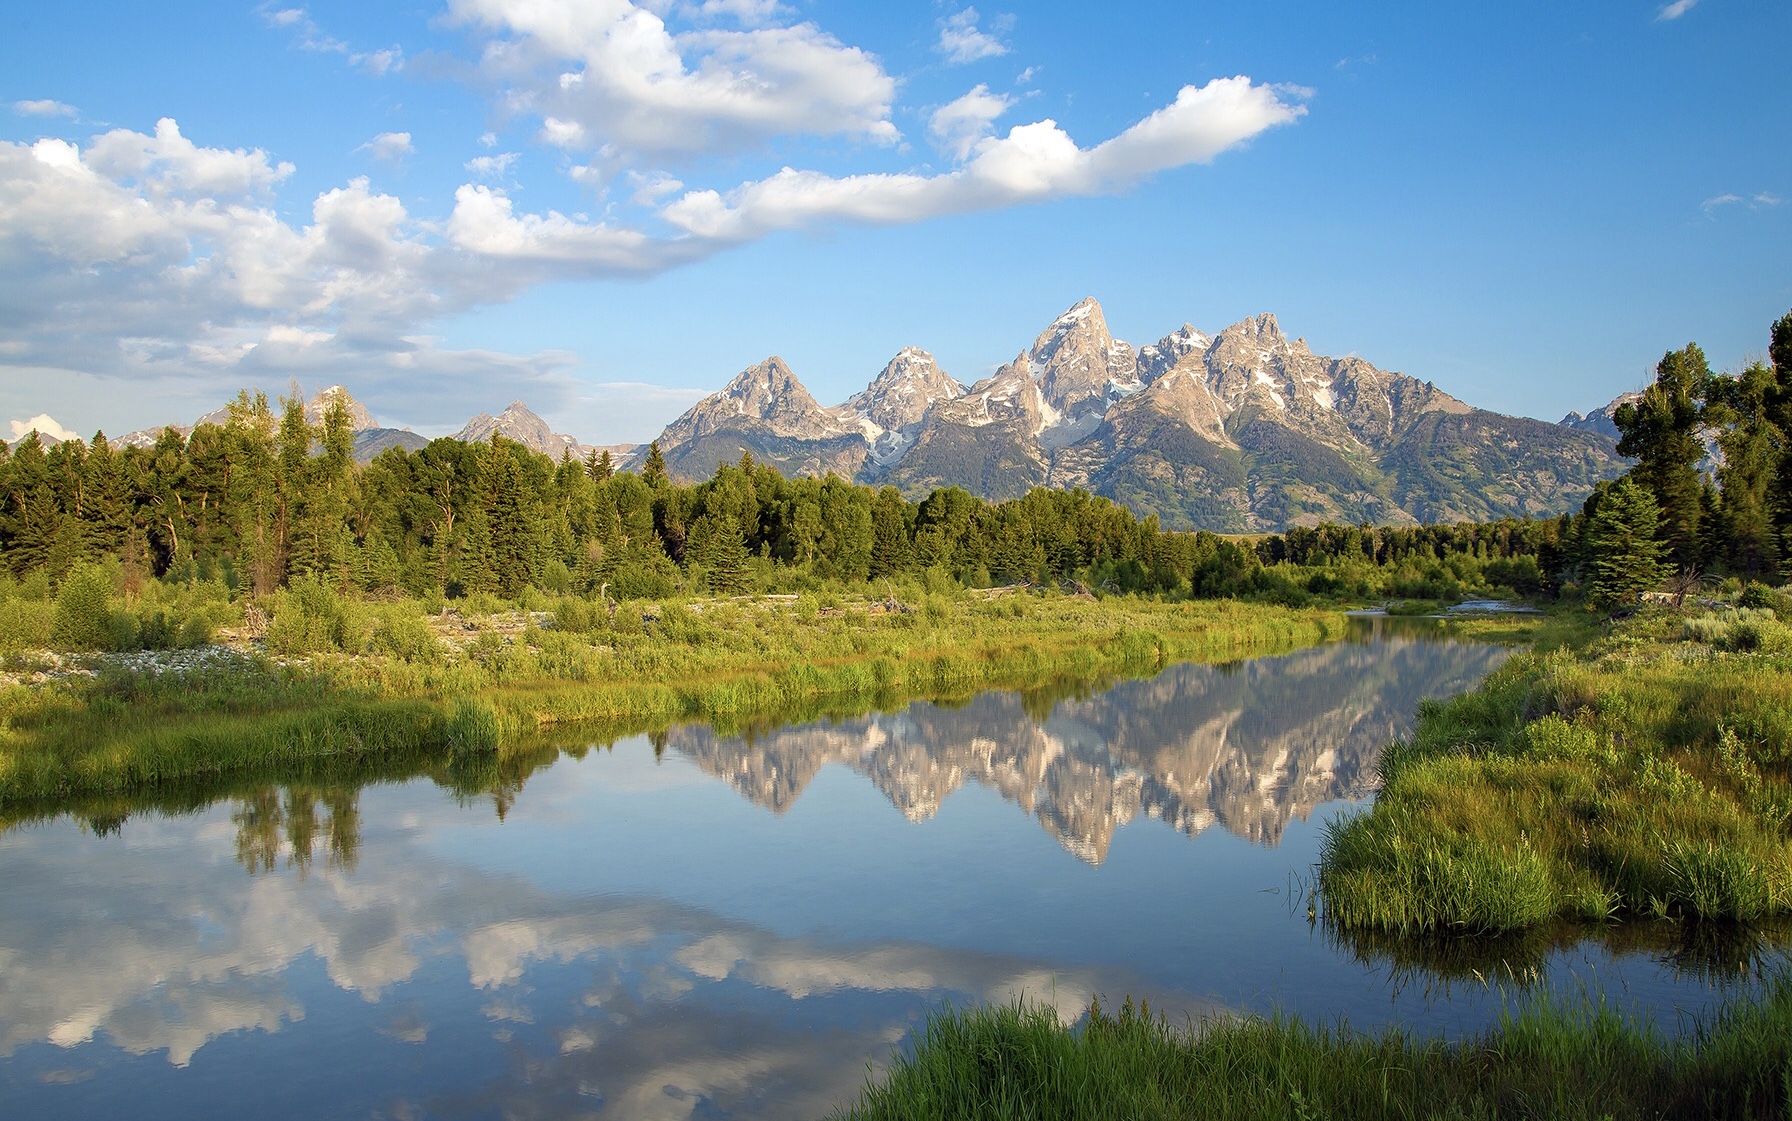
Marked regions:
[371,606,443,663]
[268,576,371,656]
[51,562,117,651]
[0,598,54,653]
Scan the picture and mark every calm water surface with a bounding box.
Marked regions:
[0,621,1775,1119]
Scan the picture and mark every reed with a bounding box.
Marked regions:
[835,972,1792,1120]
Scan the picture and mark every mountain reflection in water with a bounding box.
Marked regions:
[2,622,1561,1121]
[669,630,1510,861]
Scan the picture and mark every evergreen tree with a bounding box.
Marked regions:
[1585,479,1666,608]
[1705,361,1782,578]
[1614,344,1709,570]
[642,441,668,489]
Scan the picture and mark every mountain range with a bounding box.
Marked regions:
[13,297,1638,531]
[627,298,1629,530]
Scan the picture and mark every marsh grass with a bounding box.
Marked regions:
[836,974,1792,1121]
[1319,606,1792,933]
[0,591,1351,807]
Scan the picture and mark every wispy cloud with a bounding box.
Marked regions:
[1657,0,1698,21]
[464,151,518,179]
[937,7,1011,65]
[359,131,415,161]
[13,99,78,118]
[259,3,404,74]
[1702,191,1783,214]
[929,84,1015,161]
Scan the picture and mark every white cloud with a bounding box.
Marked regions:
[360,131,415,161]
[1702,191,1784,214]
[13,99,78,118]
[465,151,520,179]
[445,0,898,160]
[260,4,401,73]
[683,0,784,25]
[1,76,1303,438]
[626,169,685,205]
[1657,0,1698,19]
[929,84,1015,161]
[937,7,1009,65]
[9,414,79,442]
[662,76,1306,241]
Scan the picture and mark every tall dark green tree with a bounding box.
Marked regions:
[1584,478,1666,608]
[1704,360,1783,578]
[1614,344,1709,570]
[642,441,668,489]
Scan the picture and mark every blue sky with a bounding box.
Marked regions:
[3,0,1787,445]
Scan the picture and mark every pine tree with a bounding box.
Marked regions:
[1614,344,1709,571]
[642,441,667,489]
[1585,479,1666,608]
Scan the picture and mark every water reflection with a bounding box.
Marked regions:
[668,630,1509,860]
[0,793,1215,1118]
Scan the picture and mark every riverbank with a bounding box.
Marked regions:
[1318,597,1792,933]
[833,979,1792,1121]
[0,590,1354,809]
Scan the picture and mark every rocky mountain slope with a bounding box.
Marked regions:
[641,298,1630,529]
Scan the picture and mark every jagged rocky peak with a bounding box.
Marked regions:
[306,385,375,431]
[1137,324,1213,384]
[719,356,824,421]
[455,400,576,456]
[1029,297,1139,418]
[659,356,855,447]
[845,347,965,433]
[1560,391,1642,442]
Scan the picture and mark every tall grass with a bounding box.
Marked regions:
[1318,604,1792,933]
[0,590,1352,806]
[836,974,1792,1120]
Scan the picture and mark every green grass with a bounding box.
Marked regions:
[835,976,1792,1121]
[1318,605,1792,934]
[0,590,1353,809]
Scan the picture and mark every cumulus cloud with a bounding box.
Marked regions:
[445,0,898,160]
[929,84,1016,161]
[9,414,79,442]
[3,73,1303,436]
[662,76,1306,242]
[1657,0,1698,19]
[13,99,78,118]
[937,7,1010,65]
[360,131,415,161]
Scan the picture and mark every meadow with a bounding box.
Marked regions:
[0,576,1345,809]
[1316,591,1792,933]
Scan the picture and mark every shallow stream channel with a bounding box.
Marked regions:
[1,617,1780,1119]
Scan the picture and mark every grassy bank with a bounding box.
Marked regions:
[1317,599,1792,934]
[833,979,1792,1121]
[0,590,1344,808]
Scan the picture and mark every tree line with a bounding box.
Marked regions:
[2,307,1787,609]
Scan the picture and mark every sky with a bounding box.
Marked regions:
[2,0,1788,446]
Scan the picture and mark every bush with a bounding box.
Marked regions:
[371,606,443,663]
[0,598,54,653]
[51,563,117,651]
[267,576,371,656]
